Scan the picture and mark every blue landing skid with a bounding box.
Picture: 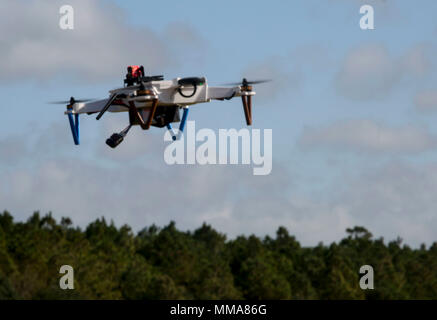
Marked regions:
[67,112,80,145]
[166,123,177,141]
[166,107,189,141]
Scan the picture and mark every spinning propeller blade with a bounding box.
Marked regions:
[222,78,271,86]
[48,97,94,104]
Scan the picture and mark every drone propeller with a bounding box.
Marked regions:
[219,78,271,126]
[226,78,271,126]
[48,97,94,105]
[222,78,271,86]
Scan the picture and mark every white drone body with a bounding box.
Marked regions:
[56,66,266,148]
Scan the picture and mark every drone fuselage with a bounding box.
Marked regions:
[63,75,257,147]
[67,77,251,116]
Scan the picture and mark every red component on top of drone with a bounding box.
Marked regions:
[128,65,142,78]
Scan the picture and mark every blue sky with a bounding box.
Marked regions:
[1,0,437,246]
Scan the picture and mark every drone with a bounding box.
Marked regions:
[51,65,269,148]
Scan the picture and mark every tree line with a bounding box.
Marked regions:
[0,211,436,299]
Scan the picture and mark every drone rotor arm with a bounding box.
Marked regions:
[96,93,118,120]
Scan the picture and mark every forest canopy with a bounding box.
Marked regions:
[0,211,436,299]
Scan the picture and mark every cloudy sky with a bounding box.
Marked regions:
[1,0,437,247]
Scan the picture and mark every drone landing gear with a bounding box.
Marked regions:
[67,112,80,145]
[106,124,132,149]
[166,123,176,141]
[166,107,189,141]
[241,95,252,126]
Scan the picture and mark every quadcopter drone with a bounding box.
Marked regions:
[51,65,269,148]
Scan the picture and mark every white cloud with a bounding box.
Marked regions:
[0,134,28,165]
[239,45,332,102]
[241,56,302,101]
[299,119,437,154]
[193,161,437,246]
[0,0,205,83]
[335,44,432,101]
[335,44,399,101]
[0,122,72,165]
[414,89,437,112]
[334,162,437,245]
[401,44,432,77]
[1,122,436,247]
